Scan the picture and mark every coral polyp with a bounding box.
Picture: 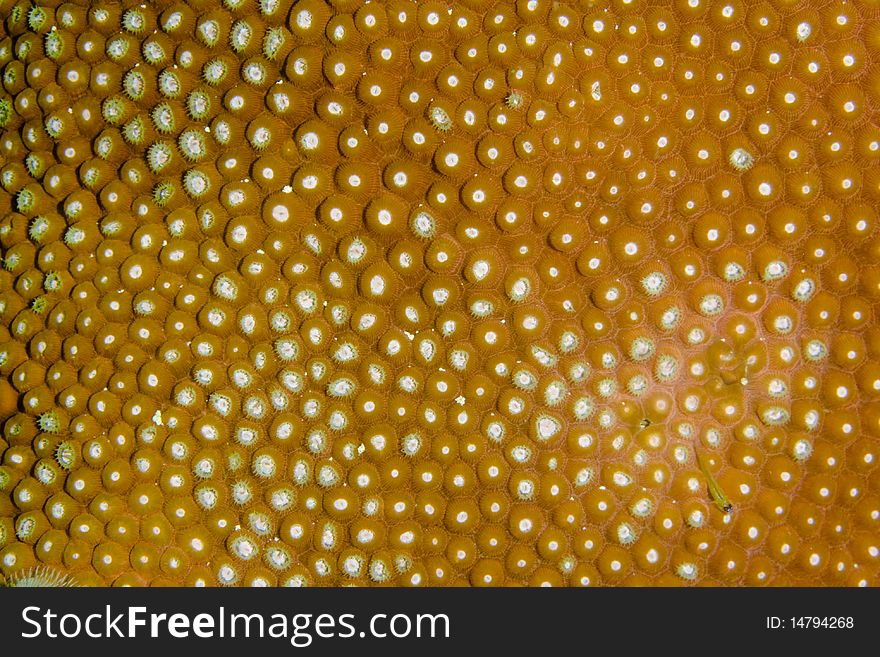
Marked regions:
[2,566,79,588]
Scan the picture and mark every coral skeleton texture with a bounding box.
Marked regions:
[1,0,879,587]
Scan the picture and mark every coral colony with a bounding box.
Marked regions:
[1,0,879,587]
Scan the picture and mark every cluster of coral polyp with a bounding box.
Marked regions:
[1,0,879,587]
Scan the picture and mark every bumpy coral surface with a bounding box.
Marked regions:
[1,0,879,587]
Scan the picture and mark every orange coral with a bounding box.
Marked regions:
[1,0,880,587]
